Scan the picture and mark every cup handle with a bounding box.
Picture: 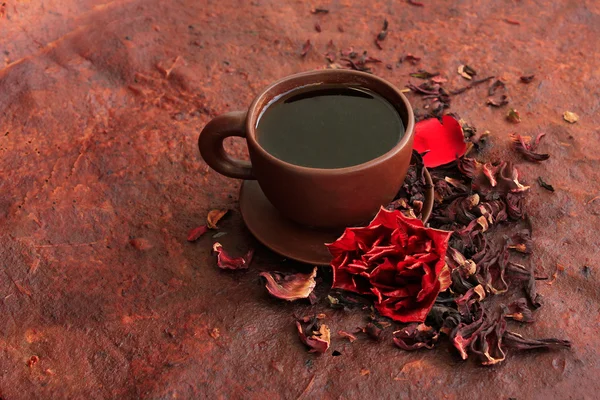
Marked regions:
[198,111,255,180]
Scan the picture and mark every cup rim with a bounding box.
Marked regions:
[246,69,415,175]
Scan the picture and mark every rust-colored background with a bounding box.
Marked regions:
[1,0,599,398]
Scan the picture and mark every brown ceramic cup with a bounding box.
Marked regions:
[198,69,415,229]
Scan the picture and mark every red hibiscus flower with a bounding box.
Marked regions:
[326,207,453,323]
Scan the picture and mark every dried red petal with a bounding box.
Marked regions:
[510,133,550,162]
[413,116,466,167]
[206,209,229,229]
[296,319,330,353]
[259,267,317,301]
[212,242,253,270]
[338,330,357,342]
[187,225,208,242]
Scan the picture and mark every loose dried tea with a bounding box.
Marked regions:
[187,225,208,242]
[301,40,312,57]
[520,75,535,83]
[537,177,555,192]
[504,18,521,25]
[311,8,329,14]
[314,22,321,32]
[212,242,254,270]
[510,133,550,162]
[449,75,494,95]
[407,0,425,6]
[409,70,439,79]
[207,209,229,229]
[296,317,331,353]
[375,19,389,49]
[399,54,421,64]
[259,267,317,301]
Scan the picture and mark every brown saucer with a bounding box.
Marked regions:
[239,168,434,266]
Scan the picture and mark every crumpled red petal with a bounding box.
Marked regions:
[212,242,254,270]
[393,323,439,350]
[413,115,467,167]
[296,319,330,353]
[259,267,317,301]
[327,207,453,323]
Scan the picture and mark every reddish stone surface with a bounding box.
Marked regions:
[1,0,599,398]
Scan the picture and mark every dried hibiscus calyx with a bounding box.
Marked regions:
[458,158,530,196]
[503,331,571,350]
[502,298,535,323]
[296,316,331,353]
[212,242,254,270]
[510,133,550,162]
[508,229,533,254]
[326,207,453,323]
[259,267,317,301]
[393,323,439,350]
[469,310,507,365]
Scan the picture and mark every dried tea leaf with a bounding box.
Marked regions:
[520,75,535,83]
[563,111,579,123]
[506,108,521,123]
[212,242,254,270]
[360,368,370,376]
[301,39,312,57]
[375,19,388,49]
[259,267,317,301]
[458,64,476,80]
[314,22,322,32]
[537,177,555,192]
[410,70,439,79]
[206,209,229,229]
[187,225,208,242]
[399,53,421,64]
[310,8,329,14]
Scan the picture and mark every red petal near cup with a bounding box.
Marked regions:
[413,115,466,167]
[212,242,254,270]
[187,225,208,242]
[259,267,317,301]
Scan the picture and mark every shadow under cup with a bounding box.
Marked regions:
[245,70,415,229]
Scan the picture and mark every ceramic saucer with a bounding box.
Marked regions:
[239,168,434,266]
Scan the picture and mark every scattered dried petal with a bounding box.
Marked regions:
[314,22,322,32]
[504,18,521,25]
[209,328,220,339]
[296,318,330,353]
[260,267,317,301]
[27,355,39,368]
[207,209,229,229]
[409,70,439,79]
[360,368,370,376]
[212,242,254,270]
[187,225,208,242]
[563,111,579,123]
[458,65,476,80]
[506,108,521,123]
[338,330,357,342]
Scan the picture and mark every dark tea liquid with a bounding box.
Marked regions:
[256,84,404,169]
